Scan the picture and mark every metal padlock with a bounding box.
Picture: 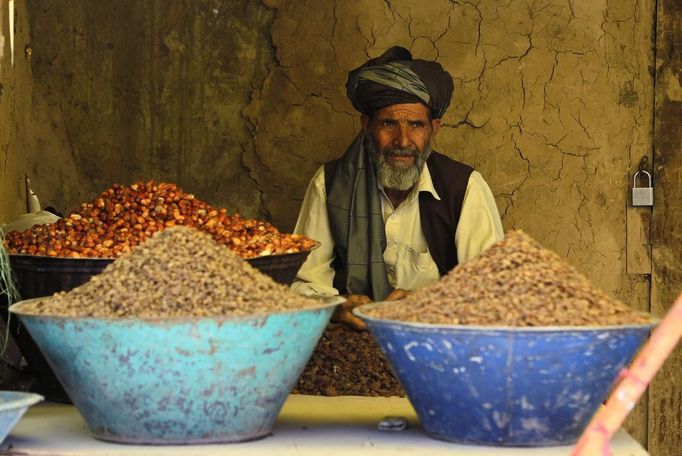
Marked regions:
[632,170,653,206]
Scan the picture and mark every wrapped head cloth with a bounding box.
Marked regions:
[346,46,454,119]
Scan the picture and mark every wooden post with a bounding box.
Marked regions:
[650,0,682,455]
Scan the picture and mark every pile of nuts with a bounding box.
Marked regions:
[20,226,321,318]
[365,230,651,326]
[4,181,316,259]
[294,325,404,397]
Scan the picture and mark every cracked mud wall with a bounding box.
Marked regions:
[3,1,655,300]
[250,0,655,300]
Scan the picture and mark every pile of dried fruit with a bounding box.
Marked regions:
[5,181,315,258]
[20,226,321,318]
[364,230,650,326]
[294,325,404,397]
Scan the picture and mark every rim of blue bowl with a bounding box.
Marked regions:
[7,241,321,261]
[353,301,658,331]
[9,295,345,322]
[0,392,44,412]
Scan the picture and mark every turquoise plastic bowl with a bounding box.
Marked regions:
[10,297,340,444]
[0,391,43,443]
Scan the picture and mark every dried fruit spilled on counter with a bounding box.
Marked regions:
[5,181,315,258]
[294,324,404,397]
[364,230,651,327]
[20,226,321,318]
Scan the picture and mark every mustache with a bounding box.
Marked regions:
[383,148,419,157]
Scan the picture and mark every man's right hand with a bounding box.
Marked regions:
[385,288,409,301]
[331,294,372,331]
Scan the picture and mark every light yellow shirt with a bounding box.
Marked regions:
[291,164,503,297]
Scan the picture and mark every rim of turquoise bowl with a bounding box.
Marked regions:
[9,295,345,322]
[0,392,44,412]
[353,301,658,332]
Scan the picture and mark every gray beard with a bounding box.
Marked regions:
[366,137,431,191]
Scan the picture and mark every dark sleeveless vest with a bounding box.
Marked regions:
[325,151,473,296]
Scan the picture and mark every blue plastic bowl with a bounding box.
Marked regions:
[10,297,341,444]
[0,391,43,443]
[355,302,654,447]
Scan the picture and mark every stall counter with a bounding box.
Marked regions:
[3,395,647,455]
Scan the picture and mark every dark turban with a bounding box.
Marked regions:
[346,46,454,119]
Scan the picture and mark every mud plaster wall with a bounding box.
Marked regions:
[0,0,84,221]
[248,0,656,320]
[0,0,668,449]
[3,0,655,290]
[1,0,275,223]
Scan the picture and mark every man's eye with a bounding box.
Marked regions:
[381,120,397,128]
[409,121,425,128]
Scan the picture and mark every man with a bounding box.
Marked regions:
[292,46,503,329]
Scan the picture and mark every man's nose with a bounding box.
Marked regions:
[393,124,411,149]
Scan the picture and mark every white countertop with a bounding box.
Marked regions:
[3,395,646,455]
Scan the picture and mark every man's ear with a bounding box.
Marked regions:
[431,118,442,137]
[361,114,370,132]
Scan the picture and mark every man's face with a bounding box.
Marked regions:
[362,103,441,191]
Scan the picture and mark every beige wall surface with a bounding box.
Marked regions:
[0,0,84,221]
[1,0,678,453]
[2,0,276,222]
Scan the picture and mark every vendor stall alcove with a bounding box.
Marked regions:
[0,1,679,455]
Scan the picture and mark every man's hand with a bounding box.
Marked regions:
[385,288,410,301]
[332,294,372,331]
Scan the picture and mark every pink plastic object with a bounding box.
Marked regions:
[572,291,682,455]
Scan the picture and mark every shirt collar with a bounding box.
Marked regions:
[417,163,441,201]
